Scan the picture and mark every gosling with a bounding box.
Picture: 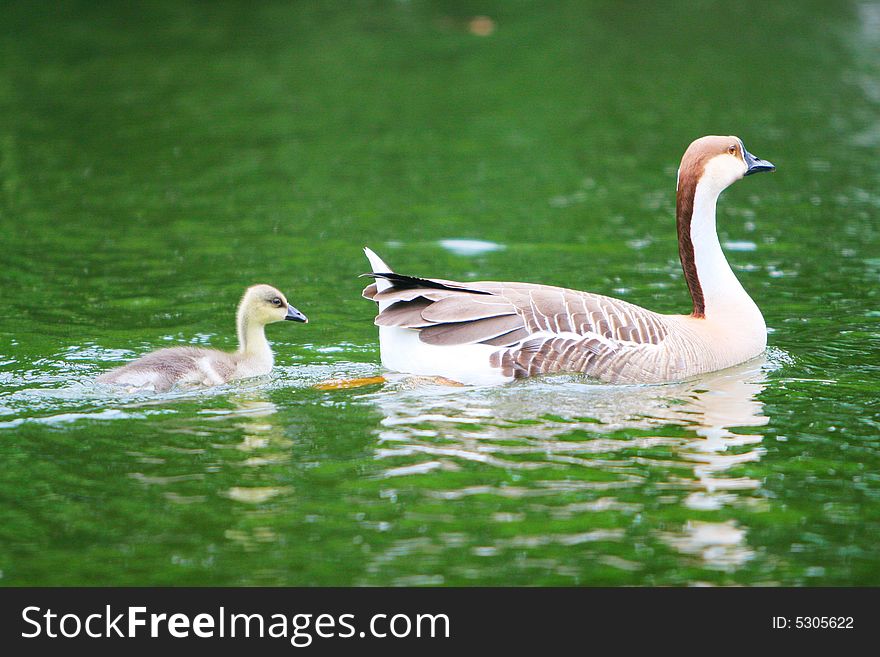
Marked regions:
[98,284,308,392]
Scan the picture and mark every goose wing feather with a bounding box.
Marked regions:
[363,274,670,351]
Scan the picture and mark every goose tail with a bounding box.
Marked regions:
[364,246,393,282]
[363,246,396,304]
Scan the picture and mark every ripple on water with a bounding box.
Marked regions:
[0,340,381,428]
[356,354,789,577]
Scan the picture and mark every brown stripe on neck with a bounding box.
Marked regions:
[676,169,705,318]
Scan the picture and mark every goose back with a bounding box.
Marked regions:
[362,274,696,383]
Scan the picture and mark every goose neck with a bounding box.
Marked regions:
[676,178,757,319]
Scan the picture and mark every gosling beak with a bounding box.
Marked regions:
[743,146,775,176]
[285,304,308,323]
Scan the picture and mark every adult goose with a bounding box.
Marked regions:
[98,284,308,392]
[362,135,774,386]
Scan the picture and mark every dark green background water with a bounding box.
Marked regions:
[1,0,878,585]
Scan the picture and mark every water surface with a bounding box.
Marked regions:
[1,0,878,585]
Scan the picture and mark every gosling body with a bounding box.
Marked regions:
[98,284,307,392]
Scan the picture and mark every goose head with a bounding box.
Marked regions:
[240,284,308,326]
[678,135,774,195]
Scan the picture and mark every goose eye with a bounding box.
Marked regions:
[728,145,737,155]
[271,297,282,307]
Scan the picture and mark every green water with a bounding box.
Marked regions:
[1,0,878,586]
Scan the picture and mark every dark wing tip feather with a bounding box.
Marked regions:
[363,272,493,295]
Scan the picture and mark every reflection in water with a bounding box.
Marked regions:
[199,395,291,552]
[663,520,753,572]
[365,354,775,574]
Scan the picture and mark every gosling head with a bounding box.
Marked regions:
[678,135,775,195]
[240,284,308,326]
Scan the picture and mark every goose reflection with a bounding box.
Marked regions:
[199,394,292,554]
[211,395,293,498]
[364,354,775,573]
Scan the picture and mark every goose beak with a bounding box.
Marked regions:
[285,304,308,323]
[743,147,775,176]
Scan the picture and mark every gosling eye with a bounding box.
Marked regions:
[728,145,737,155]
[271,297,282,307]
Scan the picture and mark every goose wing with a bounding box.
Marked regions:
[363,273,675,381]
[363,273,670,380]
